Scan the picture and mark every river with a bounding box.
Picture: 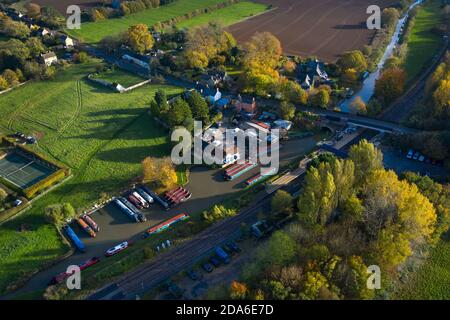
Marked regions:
[340,0,424,113]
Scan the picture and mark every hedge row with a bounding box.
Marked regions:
[23,169,68,199]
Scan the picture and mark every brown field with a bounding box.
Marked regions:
[228,0,397,62]
[33,0,103,14]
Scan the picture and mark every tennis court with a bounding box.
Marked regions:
[0,152,56,189]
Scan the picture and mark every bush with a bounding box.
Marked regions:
[24,169,68,198]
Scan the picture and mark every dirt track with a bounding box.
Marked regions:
[228,0,397,62]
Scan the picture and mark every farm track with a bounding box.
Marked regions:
[58,80,83,135]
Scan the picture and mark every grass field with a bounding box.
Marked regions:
[175,1,269,29]
[66,0,228,43]
[395,237,450,299]
[402,0,443,84]
[93,68,146,88]
[0,61,182,294]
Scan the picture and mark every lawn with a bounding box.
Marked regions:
[395,237,450,299]
[175,1,269,29]
[93,68,146,88]
[0,61,182,294]
[402,0,444,84]
[66,0,228,43]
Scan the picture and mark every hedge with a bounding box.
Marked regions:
[23,169,68,199]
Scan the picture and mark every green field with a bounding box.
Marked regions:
[402,0,443,83]
[395,237,450,299]
[175,1,269,29]
[93,68,146,88]
[0,61,182,294]
[66,0,228,43]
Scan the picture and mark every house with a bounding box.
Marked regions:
[199,70,230,87]
[61,35,74,48]
[297,59,329,90]
[235,95,257,118]
[41,52,57,66]
[37,27,51,37]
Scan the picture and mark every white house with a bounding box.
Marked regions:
[61,35,74,48]
[41,52,58,66]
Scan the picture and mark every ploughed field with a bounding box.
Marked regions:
[228,0,397,62]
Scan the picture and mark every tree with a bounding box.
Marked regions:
[126,24,154,54]
[259,231,297,267]
[0,76,7,91]
[25,3,41,19]
[279,101,295,121]
[283,60,296,74]
[299,271,329,300]
[309,88,330,109]
[142,157,178,190]
[381,7,399,28]
[241,32,282,70]
[44,203,76,226]
[229,281,248,300]
[338,51,367,73]
[1,19,30,39]
[73,51,89,64]
[271,190,293,216]
[375,67,406,105]
[349,96,367,115]
[348,140,383,185]
[25,37,46,56]
[91,9,106,22]
[165,97,193,127]
[0,188,7,202]
[432,79,450,116]
[185,90,209,122]
[2,69,19,87]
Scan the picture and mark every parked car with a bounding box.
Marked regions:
[406,149,414,159]
[225,241,240,253]
[209,256,221,267]
[418,155,425,162]
[13,199,23,207]
[187,269,201,281]
[413,152,420,160]
[202,262,213,273]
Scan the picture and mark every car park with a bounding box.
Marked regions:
[202,262,213,273]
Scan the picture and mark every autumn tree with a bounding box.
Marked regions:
[229,281,248,300]
[349,96,367,115]
[240,32,282,94]
[126,24,154,54]
[432,79,450,116]
[308,88,330,109]
[142,157,178,190]
[337,50,367,73]
[25,2,41,19]
[375,67,406,105]
[184,22,236,69]
[348,139,383,185]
